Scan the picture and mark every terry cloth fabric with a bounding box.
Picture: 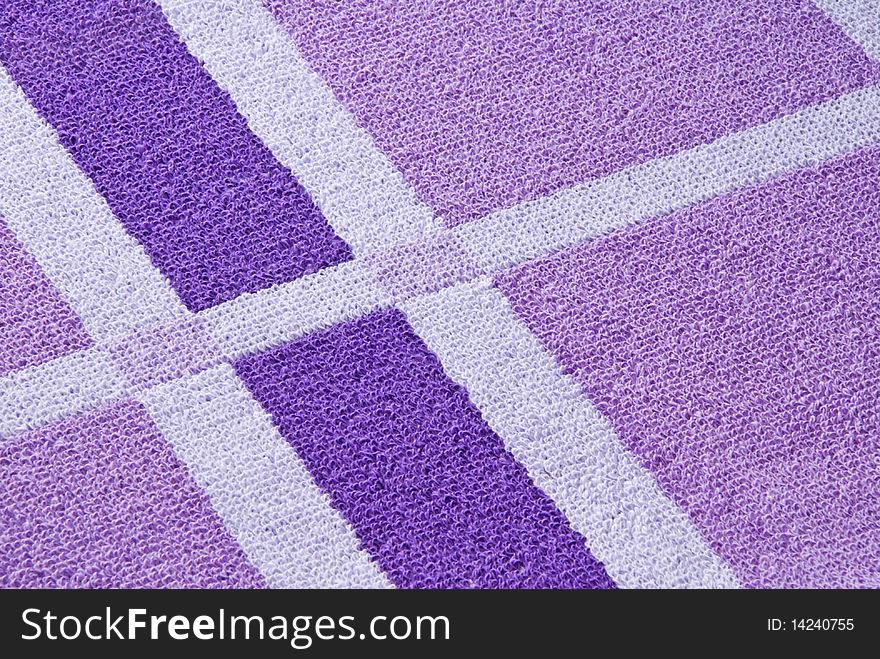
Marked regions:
[0,0,878,589]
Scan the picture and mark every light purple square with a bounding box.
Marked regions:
[267,0,880,225]
[0,218,91,376]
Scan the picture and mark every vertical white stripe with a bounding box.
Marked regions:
[157,0,441,254]
[0,348,128,438]
[815,0,880,60]
[401,279,740,588]
[138,364,391,588]
[453,84,880,274]
[0,66,189,342]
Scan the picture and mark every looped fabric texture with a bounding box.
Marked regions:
[1,0,879,589]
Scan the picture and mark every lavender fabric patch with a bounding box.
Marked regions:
[266,0,880,224]
[0,218,90,377]
[0,0,351,312]
[235,309,615,589]
[497,144,880,588]
[0,400,265,588]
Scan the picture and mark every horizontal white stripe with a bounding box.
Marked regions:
[816,0,880,60]
[157,0,441,254]
[401,279,740,588]
[199,260,391,360]
[0,348,128,438]
[454,84,880,274]
[0,261,389,439]
[137,364,390,588]
[5,62,879,455]
[0,66,189,342]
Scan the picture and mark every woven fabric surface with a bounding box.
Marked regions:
[1,0,879,589]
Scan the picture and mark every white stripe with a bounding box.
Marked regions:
[199,260,391,360]
[137,364,390,588]
[815,0,880,59]
[454,84,880,274]
[157,0,441,254]
[0,66,189,342]
[0,348,128,438]
[0,261,388,439]
[5,57,879,449]
[401,279,740,588]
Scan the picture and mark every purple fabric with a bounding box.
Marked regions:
[0,399,265,588]
[496,144,880,589]
[0,218,90,377]
[265,0,880,225]
[2,0,880,591]
[235,309,615,589]
[0,0,351,312]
